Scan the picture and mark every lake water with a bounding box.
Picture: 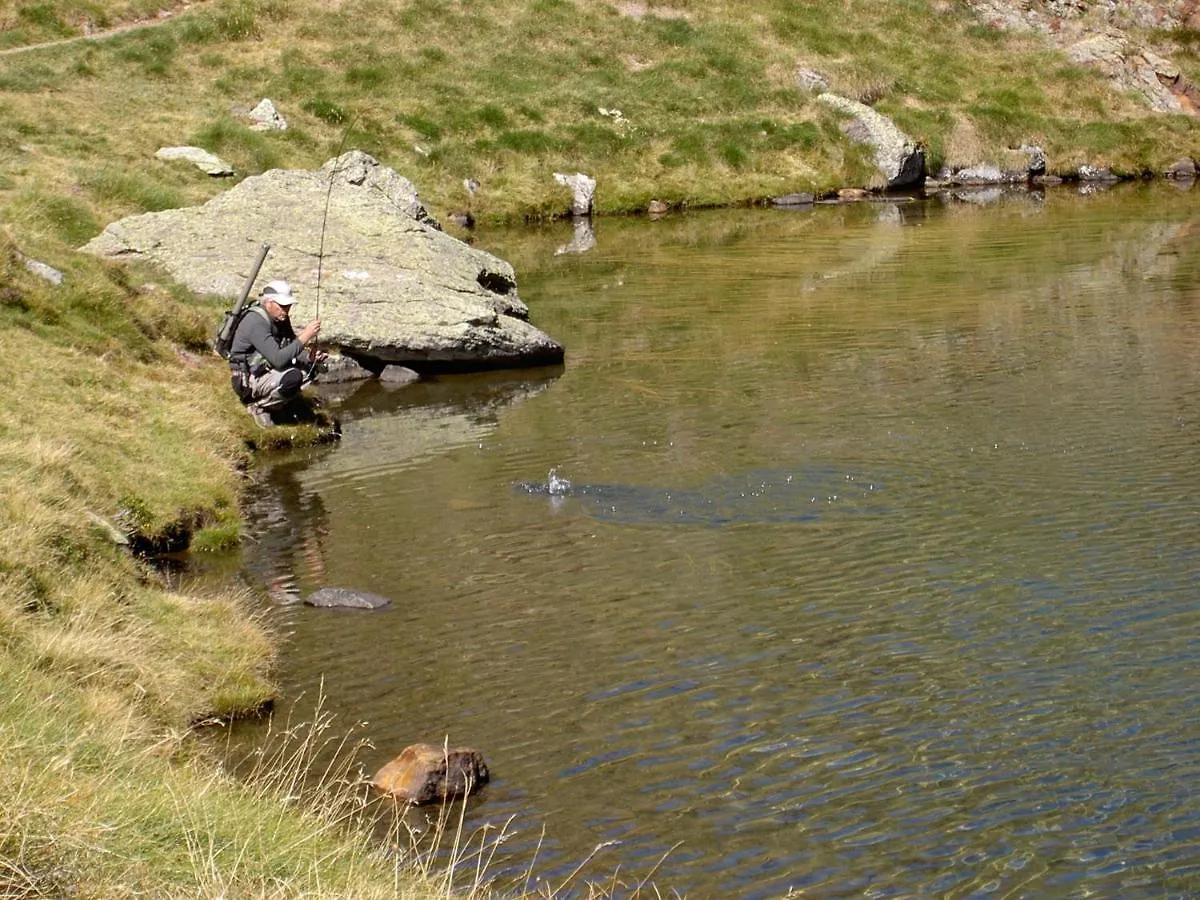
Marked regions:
[235,182,1200,898]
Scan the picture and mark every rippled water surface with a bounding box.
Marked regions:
[237,185,1200,898]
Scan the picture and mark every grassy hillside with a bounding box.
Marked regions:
[1,0,1198,232]
[0,0,1197,896]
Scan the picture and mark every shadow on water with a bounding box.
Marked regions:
[239,366,565,605]
[315,365,565,426]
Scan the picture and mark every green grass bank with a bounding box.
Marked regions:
[1,0,1198,895]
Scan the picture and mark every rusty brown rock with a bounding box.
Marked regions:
[371,743,489,805]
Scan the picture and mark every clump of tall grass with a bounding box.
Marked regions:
[212,693,680,899]
[81,165,186,213]
[188,116,286,172]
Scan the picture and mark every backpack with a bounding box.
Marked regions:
[214,307,248,359]
[214,304,269,360]
[215,242,272,359]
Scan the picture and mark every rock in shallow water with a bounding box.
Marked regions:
[372,743,489,805]
[304,587,392,609]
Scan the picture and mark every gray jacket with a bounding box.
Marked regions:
[229,304,309,372]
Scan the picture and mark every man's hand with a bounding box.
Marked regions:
[298,319,322,344]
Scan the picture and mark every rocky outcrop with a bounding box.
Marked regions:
[81,152,564,372]
[817,94,925,189]
[928,145,1048,187]
[795,66,830,93]
[20,254,63,285]
[247,98,287,131]
[966,0,1200,114]
[372,743,489,805]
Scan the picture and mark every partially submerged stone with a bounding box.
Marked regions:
[305,587,392,609]
[1079,165,1120,182]
[770,192,815,207]
[1165,158,1197,179]
[952,164,1007,185]
[154,146,234,177]
[318,354,375,384]
[372,743,489,805]
[379,364,420,385]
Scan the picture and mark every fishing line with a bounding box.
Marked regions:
[314,111,362,333]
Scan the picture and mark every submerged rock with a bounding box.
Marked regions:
[372,743,489,805]
[81,151,564,372]
[304,587,392,609]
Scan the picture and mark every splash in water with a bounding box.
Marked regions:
[547,468,572,495]
[517,466,888,526]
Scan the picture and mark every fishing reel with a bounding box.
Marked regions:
[303,350,330,383]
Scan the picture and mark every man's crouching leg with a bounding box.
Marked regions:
[245,367,305,427]
[245,402,275,428]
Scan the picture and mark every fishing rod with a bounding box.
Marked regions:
[302,113,362,385]
[314,112,362,330]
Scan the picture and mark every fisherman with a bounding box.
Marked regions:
[228,280,322,426]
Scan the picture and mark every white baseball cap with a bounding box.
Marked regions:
[260,280,297,306]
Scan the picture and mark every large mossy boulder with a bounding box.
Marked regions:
[81,151,564,372]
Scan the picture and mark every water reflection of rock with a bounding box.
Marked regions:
[555,218,597,255]
[310,370,562,478]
